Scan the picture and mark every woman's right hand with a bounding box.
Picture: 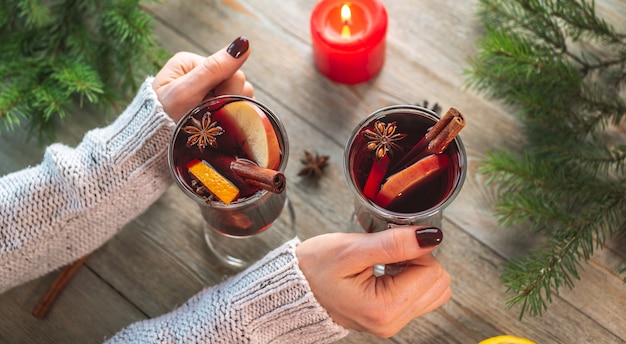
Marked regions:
[296,226,451,338]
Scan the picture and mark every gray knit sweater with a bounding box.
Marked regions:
[0,78,348,343]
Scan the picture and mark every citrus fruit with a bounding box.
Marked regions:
[479,335,536,344]
[187,159,239,204]
[375,154,450,208]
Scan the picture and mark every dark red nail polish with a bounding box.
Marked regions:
[227,36,249,58]
[415,227,443,247]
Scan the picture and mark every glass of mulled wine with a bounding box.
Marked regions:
[168,95,295,270]
[344,105,467,274]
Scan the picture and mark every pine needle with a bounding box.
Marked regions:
[469,0,626,318]
[0,0,167,142]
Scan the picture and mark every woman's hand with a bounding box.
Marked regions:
[296,226,451,338]
[152,36,255,122]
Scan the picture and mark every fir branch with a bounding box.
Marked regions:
[16,0,50,28]
[477,0,567,54]
[502,197,626,318]
[51,59,104,105]
[468,25,626,137]
[538,141,626,178]
[0,86,28,132]
[548,0,625,43]
[0,0,167,141]
[469,0,626,318]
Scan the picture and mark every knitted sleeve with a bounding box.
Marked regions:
[0,78,349,343]
[0,77,175,292]
[107,238,349,344]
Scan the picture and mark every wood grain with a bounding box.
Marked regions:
[0,0,623,342]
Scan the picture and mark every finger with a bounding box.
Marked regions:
[420,284,452,316]
[213,71,246,96]
[404,249,439,267]
[346,226,443,269]
[181,36,251,100]
[153,51,205,91]
[241,81,255,98]
[374,253,446,305]
[382,284,451,337]
[352,266,450,338]
[403,269,451,318]
[371,259,448,327]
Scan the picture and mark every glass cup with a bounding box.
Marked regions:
[168,95,295,270]
[343,105,467,274]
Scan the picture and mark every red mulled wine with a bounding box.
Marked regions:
[170,104,282,202]
[347,108,464,214]
[168,96,288,237]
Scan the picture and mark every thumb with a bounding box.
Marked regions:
[353,226,443,267]
[183,36,251,98]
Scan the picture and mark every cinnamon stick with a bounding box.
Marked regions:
[391,107,465,173]
[426,112,465,155]
[32,254,90,319]
[231,159,286,194]
[362,155,390,200]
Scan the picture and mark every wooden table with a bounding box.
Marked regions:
[1,0,624,342]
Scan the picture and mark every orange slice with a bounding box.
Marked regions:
[479,335,536,344]
[375,154,450,208]
[187,159,239,204]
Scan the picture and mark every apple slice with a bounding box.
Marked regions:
[374,154,450,208]
[218,100,281,170]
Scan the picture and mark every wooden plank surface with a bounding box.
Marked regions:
[0,0,624,343]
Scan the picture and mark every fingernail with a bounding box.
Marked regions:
[415,227,443,247]
[227,36,249,58]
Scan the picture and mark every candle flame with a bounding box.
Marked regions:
[341,3,351,23]
[341,24,351,39]
[340,3,352,39]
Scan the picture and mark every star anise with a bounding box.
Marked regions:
[298,151,329,179]
[182,111,224,151]
[420,99,441,114]
[363,121,406,160]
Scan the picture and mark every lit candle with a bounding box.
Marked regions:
[310,0,388,84]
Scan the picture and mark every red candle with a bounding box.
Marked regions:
[310,0,388,84]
